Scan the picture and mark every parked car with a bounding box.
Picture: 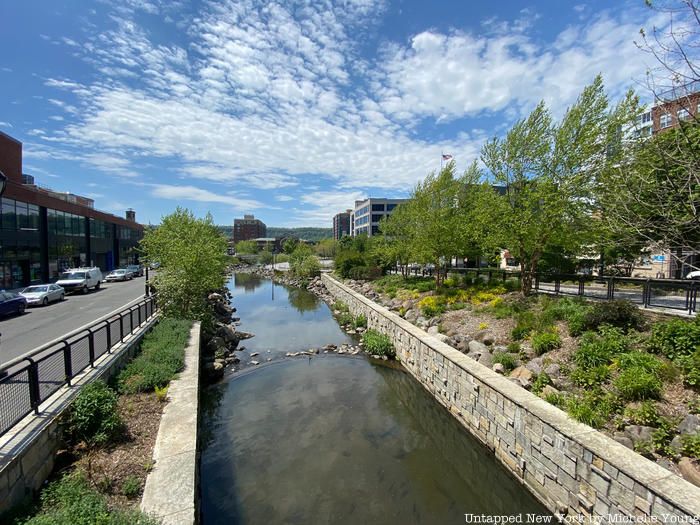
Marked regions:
[126,264,144,277]
[105,269,133,282]
[149,261,160,269]
[20,284,65,306]
[0,291,27,316]
[55,267,103,294]
[685,270,700,280]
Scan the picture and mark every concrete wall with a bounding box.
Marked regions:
[141,322,201,525]
[322,274,700,521]
[0,315,160,515]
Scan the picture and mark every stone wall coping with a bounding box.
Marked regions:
[141,321,201,525]
[323,274,700,517]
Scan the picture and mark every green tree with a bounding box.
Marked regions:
[140,208,228,320]
[481,76,636,295]
[235,240,258,254]
[289,244,321,278]
[282,237,299,254]
[314,238,337,258]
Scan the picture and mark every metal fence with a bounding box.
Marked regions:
[0,295,158,438]
[392,266,698,315]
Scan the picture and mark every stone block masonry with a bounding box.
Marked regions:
[141,322,201,525]
[321,274,700,522]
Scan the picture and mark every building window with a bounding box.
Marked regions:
[371,214,383,223]
[660,113,672,128]
[386,204,397,211]
[371,204,385,211]
[640,112,652,124]
[677,108,691,121]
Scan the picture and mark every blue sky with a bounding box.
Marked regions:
[0,0,668,227]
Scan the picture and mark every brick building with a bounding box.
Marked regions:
[332,210,352,240]
[0,131,143,288]
[233,214,266,243]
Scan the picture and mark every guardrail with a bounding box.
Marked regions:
[392,266,698,315]
[0,295,158,438]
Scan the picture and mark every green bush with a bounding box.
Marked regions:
[681,433,700,459]
[492,352,518,372]
[121,476,141,499]
[362,330,395,358]
[506,341,521,353]
[66,380,123,447]
[676,349,700,387]
[573,326,628,369]
[616,352,672,380]
[581,300,646,333]
[614,367,662,401]
[531,330,562,356]
[648,317,700,361]
[21,471,158,525]
[566,391,618,429]
[623,400,659,426]
[532,372,552,394]
[571,365,611,387]
[353,314,367,329]
[413,280,435,293]
[117,318,192,394]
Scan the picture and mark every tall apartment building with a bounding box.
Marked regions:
[634,81,700,137]
[351,198,407,237]
[233,214,266,243]
[0,131,143,288]
[332,209,352,240]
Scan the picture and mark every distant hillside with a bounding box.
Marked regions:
[217,226,332,242]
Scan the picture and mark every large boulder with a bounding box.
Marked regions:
[468,340,489,355]
[677,415,700,436]
[217,323,238,343]
[613,432,634,450]
[473,330,496,346]
[678,458,700,488]
[478,352,494,368]
[624,425,655,446]
[525,357,544,376]
[510,366,534,389]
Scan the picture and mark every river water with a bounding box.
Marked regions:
[200,274,549,524]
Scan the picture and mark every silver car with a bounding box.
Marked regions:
[105,269,133,282]
[20,284,65,306]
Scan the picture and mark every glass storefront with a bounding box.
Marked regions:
[0,198,41,289]
[47,208,88,279]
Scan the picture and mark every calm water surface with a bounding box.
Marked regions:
[200,274,549,524]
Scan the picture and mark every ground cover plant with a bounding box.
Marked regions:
[362,329,395,358]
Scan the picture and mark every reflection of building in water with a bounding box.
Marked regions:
[233,272,265,292]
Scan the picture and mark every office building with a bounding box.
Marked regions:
[332,209,352,240]
[233,214,266,243]
[351,198,407,237]
[0,131,143,288]
[652,81,700,133]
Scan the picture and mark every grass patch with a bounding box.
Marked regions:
[362,329,395,358]
[117,318,192,394]
[18,471,157,525]
[493,352,518,372]
[531,330,561,356]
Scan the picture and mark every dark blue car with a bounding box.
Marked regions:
[0,291,27,317]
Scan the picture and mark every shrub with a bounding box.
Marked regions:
[353,314,367,328]
[362,330,395,358]
[348,265,382,280]
[647,317,700,361]
[573,326,628,369]
[581,300,646,333]
[417,295,445,317]
[336,311,354,326]
[616,352,672,380]
[544,391,567,408]
[121,476,141,499]
[493,352,517,372]
[21,471,158,525]
[117,318,192,394]
[681,433,700,459]
[531,330,561,356]
[532,372,552,394]
[623,401,659,426]
[614,367,662,401]
[543,296,591,336]
[506,342,521,353]
[677,349,700,387]
[66,380,123,447]
[571,365,611,387]
[566,392,618,429]
[413,280,435,293]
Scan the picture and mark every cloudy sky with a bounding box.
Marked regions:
[0,0,668,227]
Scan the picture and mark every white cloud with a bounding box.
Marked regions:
[148,183,265,210]
[275,195,294,202]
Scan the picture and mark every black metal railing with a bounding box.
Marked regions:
[391,266,698,315]
[0,295,158,438]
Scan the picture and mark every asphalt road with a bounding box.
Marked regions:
[0,277,149,364]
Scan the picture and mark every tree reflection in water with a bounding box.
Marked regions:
[233,272,265,292]
[286,287,319,313]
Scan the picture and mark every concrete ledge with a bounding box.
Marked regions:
[0,314,160,514]
[141,322,201,525]
[322,274,700,520]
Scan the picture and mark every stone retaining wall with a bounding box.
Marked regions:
[0,315,160,515]
[141,322,201,524]
[322,274,700,522]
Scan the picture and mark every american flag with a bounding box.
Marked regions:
[442,154,453,161]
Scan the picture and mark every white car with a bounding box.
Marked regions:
[56,267,103,294]
[685,270,700,280]
[20,284,65,306]
[105,269,133,282]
